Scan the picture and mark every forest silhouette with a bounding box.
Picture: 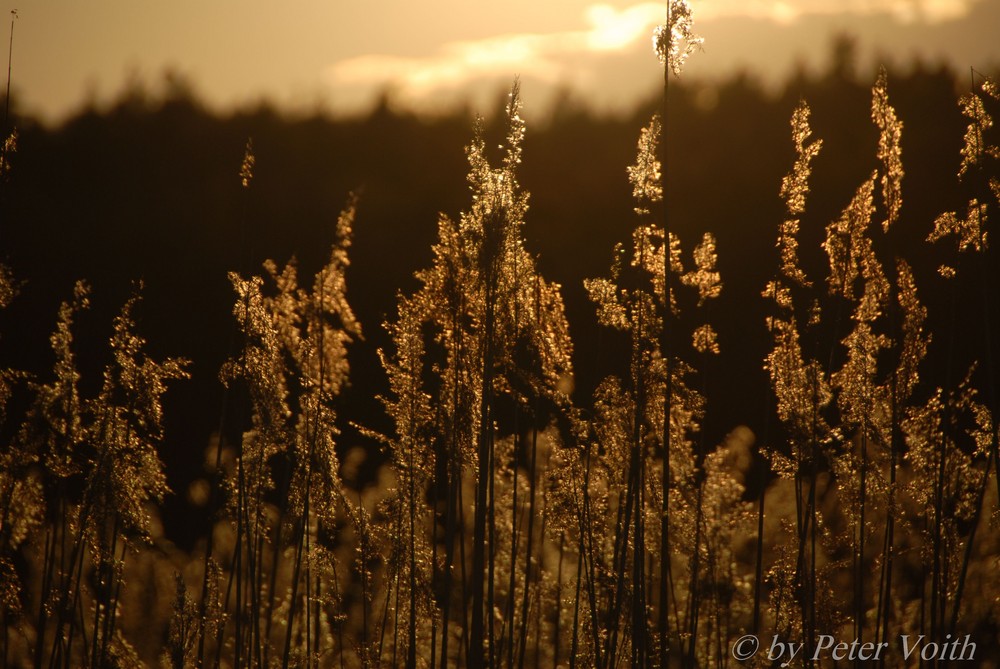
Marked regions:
[3,42,975,524]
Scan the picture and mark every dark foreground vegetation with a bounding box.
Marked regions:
[1,22,999,669]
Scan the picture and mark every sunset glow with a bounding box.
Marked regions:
[6,1,998,119]
[322,0,992,113]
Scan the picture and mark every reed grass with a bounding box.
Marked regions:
[1,3,998,667]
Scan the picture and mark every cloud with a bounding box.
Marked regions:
[324,0,979,109]
[694,0,977,24]
[327,3,664,99]
[583,3,665,50]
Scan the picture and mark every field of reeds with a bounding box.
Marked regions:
[1,2,999,668]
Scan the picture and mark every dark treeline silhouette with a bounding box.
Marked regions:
[0,46,983,548]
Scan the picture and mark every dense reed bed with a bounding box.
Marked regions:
[1,2,999,667]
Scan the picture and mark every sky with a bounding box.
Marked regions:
[5,0,1000,123]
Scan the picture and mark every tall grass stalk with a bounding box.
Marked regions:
[3,9,14,134]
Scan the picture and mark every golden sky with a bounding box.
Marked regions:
[7,0,998,122]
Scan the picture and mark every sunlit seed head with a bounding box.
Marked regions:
[872,67,904,231]
[627,115,662,212]
[692,324,720,354]
[0,129,17,179]
[240,137,255,189]
[982,77,999,100]
[654,0,703,75]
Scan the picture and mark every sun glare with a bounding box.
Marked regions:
[585,3,663,51]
